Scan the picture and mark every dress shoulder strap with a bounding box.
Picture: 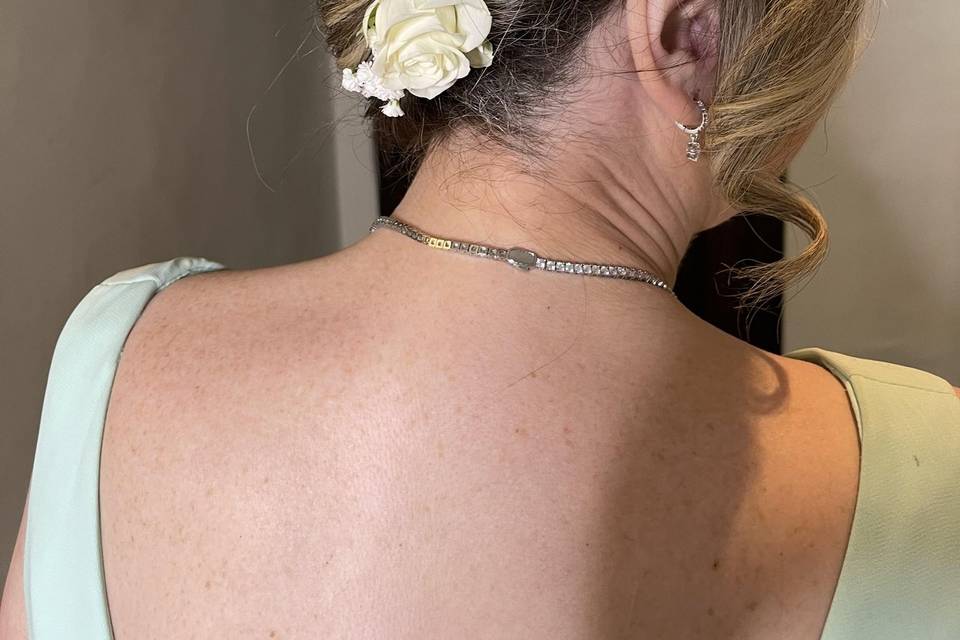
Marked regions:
[784,347,960,639]
[24,257,226,640]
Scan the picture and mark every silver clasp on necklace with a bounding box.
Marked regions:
[505,248,538,270]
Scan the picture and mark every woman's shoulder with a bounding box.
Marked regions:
[784,345,960,399]
[95,254,351,637]
[98,256,227,288]
[37,256,236,387]
[43,256,231,352]
[0,256,233,638]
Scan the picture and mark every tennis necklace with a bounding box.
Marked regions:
[369,215,675,296]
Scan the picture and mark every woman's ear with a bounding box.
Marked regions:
[644,0,720,102]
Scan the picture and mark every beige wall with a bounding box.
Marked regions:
[785,1,959,383]
[0,1,377,583]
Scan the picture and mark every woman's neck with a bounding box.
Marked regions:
[388,132,713,292]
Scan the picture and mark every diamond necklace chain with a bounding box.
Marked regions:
[369,215,676,296]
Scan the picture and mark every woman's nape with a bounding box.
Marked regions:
[381,0,736,306]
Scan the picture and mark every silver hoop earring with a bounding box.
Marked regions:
[674,98,708,162]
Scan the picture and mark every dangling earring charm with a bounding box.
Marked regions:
[675,98,708,162]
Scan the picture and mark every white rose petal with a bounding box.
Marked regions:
[454,4,492,52]
[351,0,495,104]
[416,0,492,52]
[373,26,471,99]
[361,0,381,45]
[383,11,466,51]
[465,40,493,68]
[370,0,427,42]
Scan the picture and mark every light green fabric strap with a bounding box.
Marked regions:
[24,257,225,639]
[785,347,960,639]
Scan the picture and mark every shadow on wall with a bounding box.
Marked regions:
[785,141,958,381]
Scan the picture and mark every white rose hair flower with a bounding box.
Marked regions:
[341,0,495,117]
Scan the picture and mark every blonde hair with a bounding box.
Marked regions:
[708,0,872,311]
[316,0,873,311]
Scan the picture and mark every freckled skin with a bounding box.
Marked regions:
[49,249,860,640]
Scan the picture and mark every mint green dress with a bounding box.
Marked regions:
[22,257,960,639]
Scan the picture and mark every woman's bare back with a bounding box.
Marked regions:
[96,241,861,639]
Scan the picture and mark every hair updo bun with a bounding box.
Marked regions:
[315,0,871,311]
[319,0,616,158]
